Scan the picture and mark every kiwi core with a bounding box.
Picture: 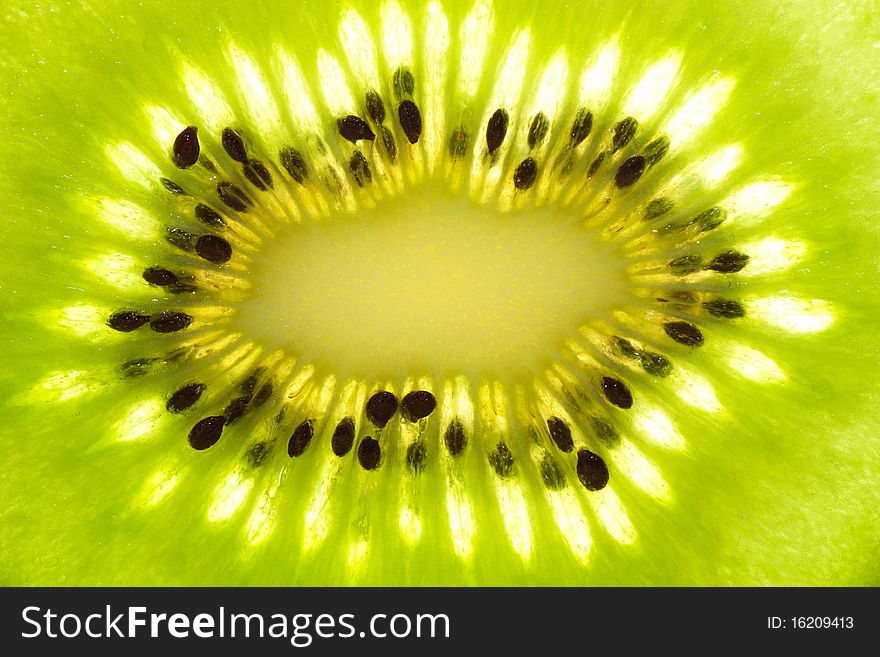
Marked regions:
[237,181,629,377]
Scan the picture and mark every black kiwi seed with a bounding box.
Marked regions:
[601,376,634,409]
[611,116,638,152]
[489,442,515,478]
[217,181,251,212]
[527,112,549,148]
[587,151,606,178]
[166,383,206,412]
[108,311,150,332]
[221,127,248,163]
[160,177,187,195]
[668,254,704,276]
[149,311,193,334]
[570,108,593,146]
[397,99,422,144]
[703,298,746,319]
[400,390,436,422]
[279,147,308,184]
[705,250,750,273]
[513,157,538,190]
[338,115,376,143]
[576,449,609,491]
[365,89,386,124]
[194,203,225,228]
[223,396,250,424]
[546,416,574,453]
[486,108,509,155]
[406,441,427,473]
[641,352,673,377]
[189,416,225,450]
[643,136,670,166]
[243,159,273,191]
[349,150,372,187]
[540,454,566,490]
[448,127,469,159]
[172,125,200,169]
[393,67,415,100]
[644,197,673,220]
[366,391,398,428]
[142,267,178,286]
[358,436,381,470]
[165,227,195,252]
[288,419,315,457]
[444,420,467,456]
[195,234,232,264]
[331,417,356,457]
[614,155,646,188]
[663,320,705,347]
[380,126,397,161]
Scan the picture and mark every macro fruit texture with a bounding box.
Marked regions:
[0,0,878,586]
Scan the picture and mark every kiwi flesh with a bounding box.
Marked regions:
[0,0,879,586]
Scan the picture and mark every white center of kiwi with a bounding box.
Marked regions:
[236,180,630,378]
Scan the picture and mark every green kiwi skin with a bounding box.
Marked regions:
[0,0,879,586]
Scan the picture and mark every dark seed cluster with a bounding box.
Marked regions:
[107,77,758,525]
[108,310,192,334]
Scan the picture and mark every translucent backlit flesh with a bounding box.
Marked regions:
[1,0,879,586]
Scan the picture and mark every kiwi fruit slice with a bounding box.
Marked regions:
[1,0,878,586]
